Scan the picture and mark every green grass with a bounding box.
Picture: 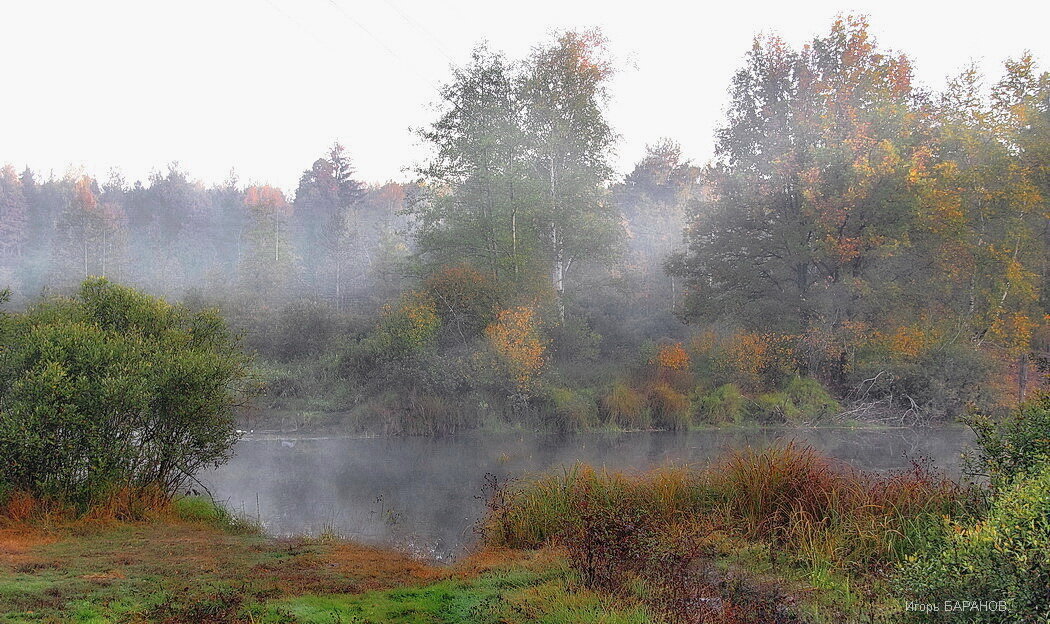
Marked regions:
[0,516,651,624]
[266,567,650,624]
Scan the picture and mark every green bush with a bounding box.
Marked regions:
[895,461,1050,622]
[748,391,802,423]
[784,376,840,421]
[0,279,251,506]
[967,393,1050,489]
[693,383,745,424]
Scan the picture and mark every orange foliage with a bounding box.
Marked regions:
[884,325,928,358]
[244,185,291,215]
[655,342,690,371]
[423,263,495,327]
[720,331,799,390]
[72,176,99,212]
[484,306,547,393]
[989,312,1038,355]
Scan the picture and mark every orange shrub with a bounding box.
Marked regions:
[718,332,799,390]
[656,342,690,371]
[484,306,548,394]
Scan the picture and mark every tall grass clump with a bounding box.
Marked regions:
[544,387,598,432]
[485,439,974,588]
[710,444,970,567]
[600,381,650,429]
[171,496,262,534]
[648,382,691,430]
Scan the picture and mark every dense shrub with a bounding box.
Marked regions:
[852,337,999,420]
[967,393,1050,489]
[747,391,802,423]
[0,279,251,506]
[783,376,840,419]
[693,383,746,424]
[742,378,840,424]
[896,461,1050,622]
[422,263,497,339]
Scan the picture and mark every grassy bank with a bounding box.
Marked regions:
[483,443,982,623]
[0,496,650,623]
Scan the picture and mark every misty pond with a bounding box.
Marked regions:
[200,427,974,561]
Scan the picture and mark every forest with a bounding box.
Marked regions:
[1,17,1046,434]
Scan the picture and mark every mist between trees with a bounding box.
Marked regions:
[0,16,1046,433]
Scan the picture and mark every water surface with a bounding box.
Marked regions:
[201,427,973,560]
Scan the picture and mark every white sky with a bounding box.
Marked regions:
[2,0,1047,191]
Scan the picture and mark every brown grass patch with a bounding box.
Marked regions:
[0,528,57,574]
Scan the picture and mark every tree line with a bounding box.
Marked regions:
[0,16,1046,430]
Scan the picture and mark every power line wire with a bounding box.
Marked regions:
[381,0,453,63]
[324,0,430,81]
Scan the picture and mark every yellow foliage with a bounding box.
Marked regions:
[485,306,547,393]
[989,312,1037,355]
[885,325,929,358]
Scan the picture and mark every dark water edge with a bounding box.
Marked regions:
[200,426,974,561]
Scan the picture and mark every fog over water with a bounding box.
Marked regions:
[202,427,975,561]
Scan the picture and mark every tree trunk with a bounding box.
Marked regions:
[550,220,565,323]
[549,161,564,324]
[1018,352,1029,403]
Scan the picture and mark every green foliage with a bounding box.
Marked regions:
[747,391,802,424]
[693,383,745,424]
[414,33,623,315]
[967,393,1050,488]
[783,377,840,420]
[544,387,598,432]
[740,378,840,424]
[0,278,251,505]
[895,461,1050,622]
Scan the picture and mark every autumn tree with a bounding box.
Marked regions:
[239,185,297,301]
[672,17,927,335]
[521,30,622,321]
[484,305,547,399]
[415,32,623,320]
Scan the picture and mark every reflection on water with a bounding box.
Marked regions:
[200,427,974,561]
